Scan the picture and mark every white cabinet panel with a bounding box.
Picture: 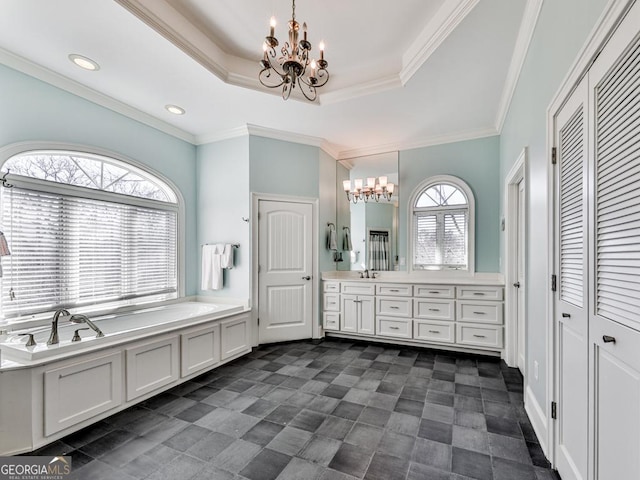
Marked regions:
[323,312,340,331]
[377,317,411,339]
[342,283,376,295]
[358,296,376,335]
[221,314,251,360]
[342,295,374,335]
[456,286,503,301]
[126,336,179,401]
[377,297,412,318]
[456,323,503,348]
[181,324,220,378]
[414,320,455,344]
[376,284,412,296]
[457,301,502,324]
[324,293,340,312]
[414,285,455,298]
[44,352,122,436]
[324,282,340,293]
[414,299,455,321]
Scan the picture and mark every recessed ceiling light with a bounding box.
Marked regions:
[68,54,100,71]
[165,105,186,115]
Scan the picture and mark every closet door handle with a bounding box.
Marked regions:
[302,276,311,280]
[562,313,571,318]
[602,335,616,344]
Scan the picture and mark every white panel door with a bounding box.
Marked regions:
[588,6,640,478]
[517,180,526,374]
[554,75,589,480]
[258,200,313,343]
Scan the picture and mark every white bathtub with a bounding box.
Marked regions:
[1,302,244,362]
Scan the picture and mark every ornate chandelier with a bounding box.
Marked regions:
[259,0,329,101]
[343,177,395,204]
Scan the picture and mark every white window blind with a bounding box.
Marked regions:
[595,34,640,328]
[559,106,585,308]
[414,209,467,269]
[1,187,177,318]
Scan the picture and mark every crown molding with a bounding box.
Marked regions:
[335,127,498,159]
[319,74,403,105]
[0,47,195,144]
[495,0,544,132]
[195,126,250,146]
[400,0,480,85]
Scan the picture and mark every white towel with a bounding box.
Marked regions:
[201,244,223,290]
[221,243,234,269]
[327,225,337,250]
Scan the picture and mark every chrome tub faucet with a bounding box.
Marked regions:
[47,308,70,345]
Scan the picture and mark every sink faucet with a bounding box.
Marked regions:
[47,309,70,345]
[364,269,370,279]
[69,314,104,338]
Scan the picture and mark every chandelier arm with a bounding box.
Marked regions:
[259,68,287,89]
[299,82,317,101]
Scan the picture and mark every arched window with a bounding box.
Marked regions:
[409,175,475,271]
[0,148,181,319]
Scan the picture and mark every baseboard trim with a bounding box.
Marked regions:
[525,385,550,457]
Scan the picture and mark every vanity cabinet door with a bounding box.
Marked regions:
[126,335,179,401]
[44,351,123,436]
[358,296,375,335]
[181,324,220,377]
[342,295,358,333]
[221,314,251,360]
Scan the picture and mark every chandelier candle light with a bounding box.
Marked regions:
[259,0,329,101]
[343,176,395,204]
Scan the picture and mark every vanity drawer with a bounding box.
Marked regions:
[342,283,376,295]
[457,301,503,324]
[413,320,455,343]
[413,299,455,321]
[376,284,412,297]
[324,293,340,312]
[377,297,412,317]
[377,317,412,339]
[456,286,503,301]
[324,282,340,293]
[413,285,455,299]
[456,323,503,349]
[323,312,340,331]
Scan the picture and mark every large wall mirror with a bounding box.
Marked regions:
[336,152,399,272]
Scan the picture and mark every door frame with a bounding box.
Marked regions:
[504,147,527,370]
[251,192,320,347]
[544,0,636,466]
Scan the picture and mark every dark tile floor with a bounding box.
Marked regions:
[32,339,562,480]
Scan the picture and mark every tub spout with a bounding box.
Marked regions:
[69,314,104,338]
[47,309,70,345]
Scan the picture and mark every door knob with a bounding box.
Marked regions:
[513,282,521,288]
[602,335,616,344]
[302,276,311,280]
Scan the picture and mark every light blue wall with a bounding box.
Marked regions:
[399,135,501,272]
[499,0,609,411]
[0,64,199,295]
[197,136,251,301]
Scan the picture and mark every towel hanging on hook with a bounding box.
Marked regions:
[343,226,353,251]
[326,223,337,250]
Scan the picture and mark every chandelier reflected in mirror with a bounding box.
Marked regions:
[259,0,329,101]
[343,177,395,204]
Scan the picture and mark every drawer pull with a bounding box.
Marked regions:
[428,330,441,334]
[389,326,400,330]
[328,302,336,305]
[473,334,486,338]
[390,289,400,292]
[428,291,440,294]
[602,335,616,344]
[390,306,400,309]
[473,292,486,296]
[428,308,440,312]
[473,311,486,315]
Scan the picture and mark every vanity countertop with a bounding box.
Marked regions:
[321,271,504,286]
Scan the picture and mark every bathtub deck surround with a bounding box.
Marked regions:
[28,339,558,480]
[0,301,249,455]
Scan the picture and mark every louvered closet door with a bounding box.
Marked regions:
[588,3,640,478]
[554,76,589,480]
